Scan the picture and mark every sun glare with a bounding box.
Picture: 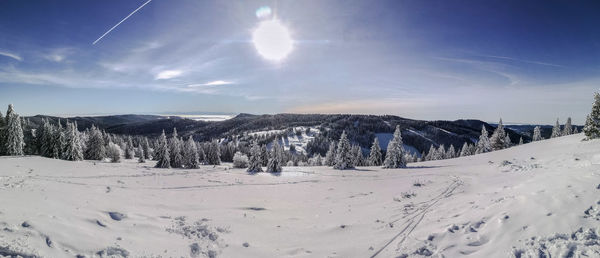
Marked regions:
[252,19,293,61]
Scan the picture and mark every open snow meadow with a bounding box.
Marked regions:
[1,133,599,257]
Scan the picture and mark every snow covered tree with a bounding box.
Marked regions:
[459,142,471,157]
[271,140,284,165]
[324,142,336,166]
[53,120,65,159]
[475,126,492,154]
[518,137,523,145]
[333,131,354,170]
[233,152,249,168]
[154,130,170,168]
[574,127,579,134]
[247,141,263,173]
[260,144,268,166]
[489,119,506,151]
[63,122,83,161]
[584,92,600,139]
[137,146,145,163]
[183,136,200,169]
[504,134,512,148]
[352,145,365,166]
[383,126,406,168]
[0,110,4,155]
[196,142,206,164]
[368,137,383,166]
[124,136,134,159]
[168,128,184,168]
[206,140,221,165]
[106,142,121,163]
[85,125,105,160]
[141,137,151,159]
[425,145,436,161]
[446,145,456,159]
[551,119,561,138]
[532,126,543,141]
[3,104,24,156]
[434,144,445,160]
[266,144,282,173]
[563,117,573,136]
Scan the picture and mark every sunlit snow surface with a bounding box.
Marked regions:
[0,134,599,257]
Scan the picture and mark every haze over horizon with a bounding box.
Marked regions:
[1,0,599,124]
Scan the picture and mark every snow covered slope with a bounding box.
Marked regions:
[0,133,599,257]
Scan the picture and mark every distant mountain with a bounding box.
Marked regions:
[26,113,554,156]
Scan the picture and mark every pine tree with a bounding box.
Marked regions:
[475,126,492,154]
[124,136,134,159]
[0,110,4,155]
[562,117,573,136]
[260,144,269,166]
[206,140,221,165]
[154,130,171,168]
[383,126,406,168]
[504,134,512,148]
[137,146,145,163]
[584,92,600,139]
[40,119,54,157]
[4,105,24,156]
[53,120,65,159]
[324,142,337,166]
[183,136,200,169]
[266,144,282,173]
[168,128,184,168]
[368,137,383,166]
[247,141,263,173]
[532,126,543,141]
[334,131,354,170]
[489,119,506,151]
[142,137,151,159]
[518,137,523,145]
[551,119,561,138]
[446,145,456,159]
[425,145,436,161]
[63,122,83,161]
[196,142,206,164]
[459,142,471,157]
[434,144,445,160]
[574,127,579,134]
[85,125,105,160]
[352,145,365,166]
[106,142,121,163]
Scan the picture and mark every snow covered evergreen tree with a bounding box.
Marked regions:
[434,144,445,160]
[183,136,200,169]
[3,104,24,156]
[324,142,336,166]
[489,119,506,151]
[266,144,282,173]
[206,140,221,165]
[446,145,456,159]
[475,126,492,154]
[260,144,269,166]
[584,92,600,139]
[368,137,383,166]
[333,131,354,170]
[504,135,512,148]
[85,125,105,160]
[154,130,170,168]
[53,120,65,159]
[352,145,365,166]
[124,136,134,159]
[137,146,145,163]
[141,137,151,159]
[574,127,579,134]
[63,122,83,161]
[532,126,543,141]
[563,117,573,136]
[551,119,561,138]
[106,142,121,163]
[459,142,471,157]
[168,128,184,168]
[518,137,523,145]
[196,142,206,164]
[425,145,436,161]
[233,152,249,168]
[0,110,4,155]
[247,141,263,173]
[383,126,406,168]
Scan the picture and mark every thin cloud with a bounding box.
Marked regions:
[155,70,183,80]
[0,51,23,61]
[477,54,565,68]
[193,80,234,86]
[92,0,152,45]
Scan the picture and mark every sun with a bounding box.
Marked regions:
[252,19,293,61]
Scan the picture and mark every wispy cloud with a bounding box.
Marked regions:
[155,70,183,80]
[476,54,565,68]
[0,50,23,61]
[92,0,152,45]
[194,80,234,86]
[43,48,75,62]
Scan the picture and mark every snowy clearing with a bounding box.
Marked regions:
[0,134,599,257]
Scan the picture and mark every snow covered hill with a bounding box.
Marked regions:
[0,133,599,257]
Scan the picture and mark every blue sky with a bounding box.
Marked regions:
[0,0,599,124]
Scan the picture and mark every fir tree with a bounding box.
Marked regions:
[324,142,337,166]
[584,92,600,139]
[124,136,134,159]
[137,146,145,163]
[85,125,105,160]
[504,134,512,148]
[425,145,436,161]
[551,119,561,138]
[141,137,151,159]
[518,137,523,145]
[4,105,24,156]
[475,126,492,154]
[446,145,456,159]
[196,142,206,164]
[0,110,4,155]
[106,142,121,163]
[266,145,282,173]
[247,141,263,173]
[383,126,406,168]
[352,145,365,166]
[489,119,506,151]
[434,144,445,160]
[168,128,184,168]
[532,126,543,141]
[63,122,83,161]
[333,131,354,170]
[574,127,579,134]
[53,120,65,159]
[562,117,573,136]
[368,137,383,166]
[183,136,200,169]
[459,142,471,157]
[206,140,221,165]
[154,130,171,168]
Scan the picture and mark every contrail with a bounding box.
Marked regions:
[92,0,152,45]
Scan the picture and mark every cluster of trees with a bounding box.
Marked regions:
[584,92,600,140]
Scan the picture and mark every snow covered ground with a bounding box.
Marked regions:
[1,133,599,257]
